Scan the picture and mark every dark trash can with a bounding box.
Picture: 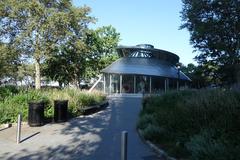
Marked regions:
[28,102,45,127]
[54,100,68,123]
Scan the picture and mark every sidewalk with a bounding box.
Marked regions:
[0,96,160,160]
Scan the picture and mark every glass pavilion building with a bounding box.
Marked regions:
[92,44,191,94]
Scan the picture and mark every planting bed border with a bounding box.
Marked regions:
[82,100,109,115]
[137,129,176,160]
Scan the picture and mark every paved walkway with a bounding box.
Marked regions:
[0,96,160,160]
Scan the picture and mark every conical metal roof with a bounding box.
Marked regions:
[117,44,180,65]
[102,57,191,81]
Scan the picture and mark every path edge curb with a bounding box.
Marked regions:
[0,122,28,129]
[137,129,177,160]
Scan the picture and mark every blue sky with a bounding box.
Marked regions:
[73,0,196,65]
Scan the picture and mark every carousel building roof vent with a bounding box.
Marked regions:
[136,44,154,49]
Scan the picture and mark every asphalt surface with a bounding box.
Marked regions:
[0,96,160,160]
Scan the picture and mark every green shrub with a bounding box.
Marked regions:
[138,89,240,159]
[4,85,19,94]
[0,85,19,101]
[186,129,228,160]
[137,113,156,130]
[78,93,96,107]
[0,90,49,123]
[0,88,106,124]
[141,124,168,143]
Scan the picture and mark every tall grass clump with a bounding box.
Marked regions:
[0,89,49,124]
[43,88,106,117]
[0,87,106,124]
[138,89,240,159]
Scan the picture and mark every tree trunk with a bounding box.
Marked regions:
[35,59,41,89]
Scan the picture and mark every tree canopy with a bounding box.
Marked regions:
[42,25,120,87]
[84,26,120,78]
[181,63,213,88]
[0,43,19,81]
[181,0,240,86]
[0,0,95,89]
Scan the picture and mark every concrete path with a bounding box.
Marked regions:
[0,96,160,160]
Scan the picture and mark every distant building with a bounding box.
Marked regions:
[91,44,191,94]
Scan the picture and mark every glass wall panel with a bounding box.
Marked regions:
[169,78,177,90]
[152,76,165,93]
[136,75,149,93]
[110,74,120,93]
[103,74,185,94]
[104,74,110,94]
[180,80,188,90]
[122,75,134,93]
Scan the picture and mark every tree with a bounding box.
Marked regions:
[182,63,212,88]
[180,0,240,86]
[17,63,35,86]
[0,0,94,89]
[42,40,89,87]
[0,43,19,81]
[43,25,120,86]
[84,26,120,78]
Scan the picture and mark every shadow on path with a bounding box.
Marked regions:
[1,97,160,160]
[20,132,40,143]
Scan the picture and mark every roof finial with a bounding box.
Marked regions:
[136,44,154,49]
